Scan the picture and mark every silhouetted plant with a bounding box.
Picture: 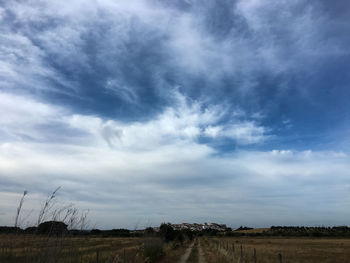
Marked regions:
[14,190,27,229]
[37,221,67,236]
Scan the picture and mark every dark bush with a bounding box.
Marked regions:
[182,229,194,240]
[24,226,37,234]
[235,226,253,231]
[145,227,156,236]
[0,226,22,234]
[90,229,102,235]
[159,223,175,242]
[143,238,164,262]
[37,221,67,236]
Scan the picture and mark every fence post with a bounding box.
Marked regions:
[232,243,235,252]
[253,248,257,263]
[278,253,282,263]
[123,248,126,263]
[240,244,243,259]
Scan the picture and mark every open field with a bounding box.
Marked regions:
[201,236,350,263]
[2,234,350,262]
[0,234,191,263]
[0,235,144,263]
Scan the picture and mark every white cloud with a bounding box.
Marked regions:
[63,91,267,149]
[1,138,350,228]
[0,91,350,228]
[204,126,222,138]
[0,92,66,141]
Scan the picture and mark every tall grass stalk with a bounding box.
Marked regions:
[14,190,28,228]
[36,186,61,226]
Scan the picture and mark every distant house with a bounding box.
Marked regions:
[169,222,227,232]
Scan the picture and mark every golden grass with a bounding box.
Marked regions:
[0,234,144,263]
[0,234,193,263]
[202,236,350,263]
[4,234,349,262]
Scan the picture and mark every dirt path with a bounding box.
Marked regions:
[178,240,207,263]
[197,239,206,263]
[178,242,195,263]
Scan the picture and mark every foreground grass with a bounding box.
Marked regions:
[4,234,350,263]
[0,234,192,263]
[157,240,192,263]
[0,234,144,263]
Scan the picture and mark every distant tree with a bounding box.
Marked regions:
[0,226,22,234]
[159,223,175,242]
[236,226,253,231]
[24,226,37,234]
[182,229,194,240]
[145,227,155,236]
[90,229,102,235]
[202,228,219,236]
[110,229,130,237]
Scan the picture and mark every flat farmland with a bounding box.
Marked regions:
[201,237,350,263]
[0,234,189,263]
[2,234,350,262]
[0,235,145,263]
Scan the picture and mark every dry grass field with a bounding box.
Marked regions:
[201,236,350,263]
[0,234,145,263]
[0,234,191,263]
[2,234,350,262]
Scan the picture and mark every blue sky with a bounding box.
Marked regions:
[1,0,350,229]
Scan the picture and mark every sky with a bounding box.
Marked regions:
[1,0,350,229]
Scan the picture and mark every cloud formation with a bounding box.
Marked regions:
[1,0,350,228]
[1,91,349,228]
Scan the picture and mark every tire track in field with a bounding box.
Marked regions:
[198,239,206,263]
[178,241,195,263]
